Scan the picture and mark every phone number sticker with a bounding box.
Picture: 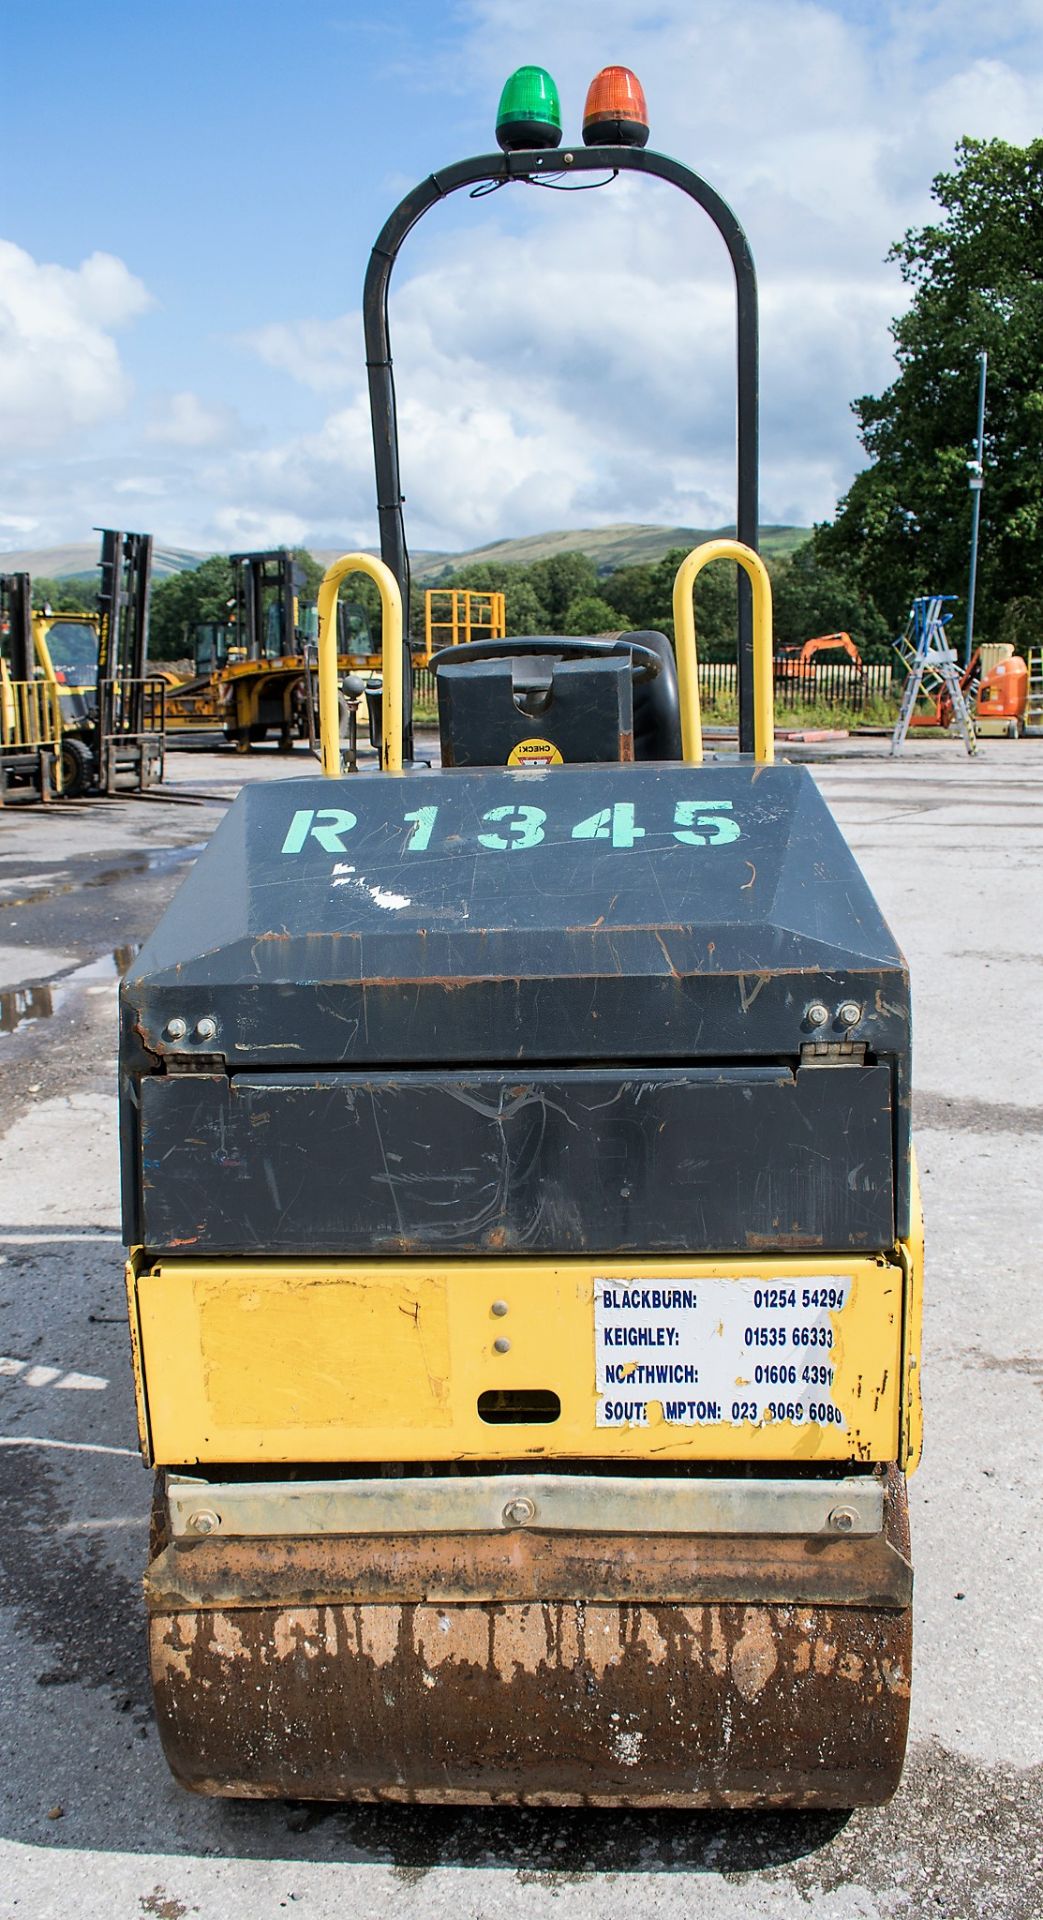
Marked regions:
[594,1276,851,1428]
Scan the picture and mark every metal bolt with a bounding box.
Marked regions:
[491,1300,509,1318]
[828,1506,858,1534]
[806,1002,830,1029]
[164,1017,188,1041]
[195,1015,218,1041]
[493,1336,511,1354]
[837,1001,862,1028]
[187,1509,220,1535]
[502,1496,536,1527]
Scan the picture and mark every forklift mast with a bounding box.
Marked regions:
[97,529,153,687]
[92,529,164,795]
[0,574,34,682]
[229,550,304,661]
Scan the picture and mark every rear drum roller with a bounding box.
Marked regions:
[145,1473,912,1809]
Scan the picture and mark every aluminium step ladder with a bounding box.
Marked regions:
[891,595,977,756]
[1024,646,1043,736]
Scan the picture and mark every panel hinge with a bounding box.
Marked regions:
[800,1041,868,1067]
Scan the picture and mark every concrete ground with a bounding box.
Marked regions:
[0,736,1040,1920]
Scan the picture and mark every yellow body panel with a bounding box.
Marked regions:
[900,1152,925,1472]
[133,1251,911,1469]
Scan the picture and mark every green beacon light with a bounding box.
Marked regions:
[495,66,562,152]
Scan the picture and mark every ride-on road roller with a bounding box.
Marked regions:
[120,67,923,1807]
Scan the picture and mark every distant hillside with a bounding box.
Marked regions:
[319,523,811,581]
[0,541,207,581]
[7,523,812,587]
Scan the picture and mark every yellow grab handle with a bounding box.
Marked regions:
[672,538,775,765]
[316,553,404,775]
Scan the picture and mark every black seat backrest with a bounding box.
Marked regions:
[624,630,682,761]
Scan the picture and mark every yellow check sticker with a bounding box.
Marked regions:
[507,737,563,767]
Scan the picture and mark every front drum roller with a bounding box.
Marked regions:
[146,1471,912,1810]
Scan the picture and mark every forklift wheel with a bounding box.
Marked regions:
[60,737,94,798]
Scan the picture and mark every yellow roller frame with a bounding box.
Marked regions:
[672,539,775,766]
[129,1250,907,1469]
[316,552,404,774]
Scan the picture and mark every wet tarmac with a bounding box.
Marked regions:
[0,738,1041,1920]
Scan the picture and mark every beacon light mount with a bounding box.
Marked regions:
[361,80,761,753]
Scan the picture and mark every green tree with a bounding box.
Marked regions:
[817,137,1043,638]
[562,592,623,634]
[771,547,890,659]
[503,579,552,635]
[149,556,234,660]
[30,576,96,614]
[291,548,325,600]
[528,552,598,629]
[602,562,661,630]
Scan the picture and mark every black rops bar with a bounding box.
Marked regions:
[363,145,760,754]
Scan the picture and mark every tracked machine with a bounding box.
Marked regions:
[120,66,923,1808]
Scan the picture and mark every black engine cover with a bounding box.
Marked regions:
[120,762,911,1254]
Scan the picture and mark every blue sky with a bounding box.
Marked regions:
[3,0,1043,558]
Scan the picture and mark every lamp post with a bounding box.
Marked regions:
[964,348,987,665]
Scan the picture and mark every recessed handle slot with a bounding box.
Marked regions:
[477,1389,561,1425]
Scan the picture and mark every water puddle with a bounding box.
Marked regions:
[0,944,139,1036]
[0,985,54,1034]
[1,842,206,911]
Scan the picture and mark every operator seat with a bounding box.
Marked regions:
[432,628,684,768]
[623,629,682,761]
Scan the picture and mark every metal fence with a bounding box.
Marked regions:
[699,661,893,709]
[412,661,892,711]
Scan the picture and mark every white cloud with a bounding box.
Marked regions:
[242,318,358,393]
[0,241,153,445]
[146,390,241,449]
[112,475,169,497]
[214,0,1043,549]
[211,504,311,549]
[225,194,901,543]
[7,1,1043,554]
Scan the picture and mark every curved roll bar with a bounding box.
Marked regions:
[317,553,404,774]
[364,144,759,753]
[672,539,775,765]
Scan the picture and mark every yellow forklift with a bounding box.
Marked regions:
[0,573,63,802]
[161,549,306,749]
[5,533,164,797]
[120,64,923,1808]
[160,550,377,751]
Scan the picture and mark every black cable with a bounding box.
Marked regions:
[470,169,619,198]
[528,170,619,192]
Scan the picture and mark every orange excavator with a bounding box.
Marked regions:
[775,631,866,687]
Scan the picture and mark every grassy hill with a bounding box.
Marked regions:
[0,541,207,581]
[7,523,812,587]
[319,523,811,582]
